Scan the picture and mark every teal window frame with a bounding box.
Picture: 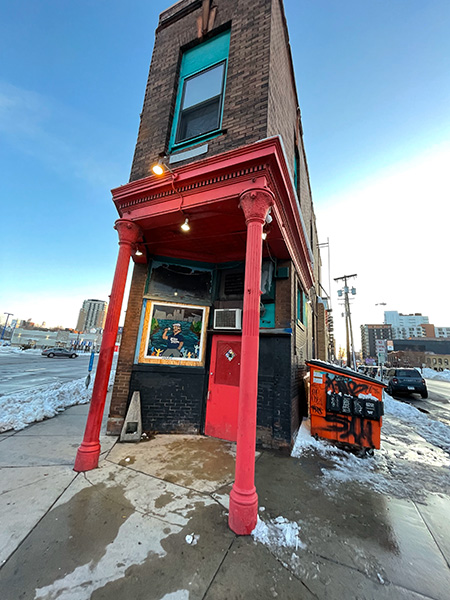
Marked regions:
[297,287,307,325]
[169,30,231,152]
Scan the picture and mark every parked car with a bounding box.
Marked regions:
[41,347,78,359]
[386,368,428,398]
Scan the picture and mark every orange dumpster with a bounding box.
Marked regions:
[305,360,386,451]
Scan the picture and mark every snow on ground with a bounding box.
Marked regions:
[0,378,91,432]
[292,393,450,502]
[252,515,305,551]
[0,368,117,433]
[0,345,43,355]
[422,367,450,382]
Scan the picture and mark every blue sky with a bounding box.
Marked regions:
[1,0,449,348]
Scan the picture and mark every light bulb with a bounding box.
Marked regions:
[152,163,164,176]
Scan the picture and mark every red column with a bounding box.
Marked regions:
[229,188,274,535]
[74,219,142,472]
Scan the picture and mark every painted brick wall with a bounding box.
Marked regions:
[130,365,207,434]
[130,0,272,181]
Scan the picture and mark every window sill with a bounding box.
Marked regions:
[169,129,227,154]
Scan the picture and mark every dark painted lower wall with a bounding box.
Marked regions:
[128,334,296,447]
[129,365,207,434]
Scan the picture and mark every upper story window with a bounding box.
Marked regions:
[170,30,230,150]
[176,62,226,143]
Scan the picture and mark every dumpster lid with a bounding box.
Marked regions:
[305,360,387,387]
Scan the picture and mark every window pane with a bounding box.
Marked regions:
[147,263,212,302]
[183,63,224,109]
[178,96,221,141]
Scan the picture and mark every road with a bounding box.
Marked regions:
[393,377,450,427]
[0,351,98,397]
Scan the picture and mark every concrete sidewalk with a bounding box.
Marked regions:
[1,400,450,600]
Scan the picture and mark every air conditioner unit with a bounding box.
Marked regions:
[213,308,242,330]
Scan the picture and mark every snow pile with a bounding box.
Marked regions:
[252,516,305,550]
[0,377,91,432]
[384,394,450,453]
[292,398,450,501]
[0,367,117,433]
[0,346,43,355]
[423,367,450,382]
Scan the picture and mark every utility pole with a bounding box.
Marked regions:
[0,312,13,341]
[335,274,357,370]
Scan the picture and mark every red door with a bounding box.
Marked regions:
[205,335,241,442]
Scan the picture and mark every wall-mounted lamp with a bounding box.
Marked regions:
[181,218,190,232]
[151,159,178,180]
[151,163,164,176]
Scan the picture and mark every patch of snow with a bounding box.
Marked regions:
[185,533,199,545]
[423,367,450,382]
[0,346,43,355]
[0,368,116,432]
[291,395,450,501]
[160,592,190,600]
[252,516,305,551]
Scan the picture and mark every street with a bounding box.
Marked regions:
[0,351,96,397]
[392,378,450,427]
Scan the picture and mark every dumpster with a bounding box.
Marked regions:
[305,360,386,452]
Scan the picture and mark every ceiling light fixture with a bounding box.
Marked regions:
[181,218,190,232]
[135,248,143,256]
[262,231,267,240]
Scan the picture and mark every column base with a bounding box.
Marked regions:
[228,484,258,535]
[73,441,101,472]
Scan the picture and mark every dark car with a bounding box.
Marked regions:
[41,347,78,359]
[386,368,427,398]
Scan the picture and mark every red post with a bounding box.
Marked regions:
[74,219,142,472]
[229,188,273,534]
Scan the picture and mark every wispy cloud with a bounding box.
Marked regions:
[0,80,129,188]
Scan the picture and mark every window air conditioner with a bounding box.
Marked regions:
[213,308,242,330]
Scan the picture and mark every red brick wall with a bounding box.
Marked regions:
[130,0,272,181]
[107,263,147,435]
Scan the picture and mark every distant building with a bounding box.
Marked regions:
[360,324,393,359]
[435,326,450,338]
[76,299,108,333]
[11,328,102,350]
[421,323,436,338]
[384,311,429,339]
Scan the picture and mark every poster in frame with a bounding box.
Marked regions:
[138,300,209,366]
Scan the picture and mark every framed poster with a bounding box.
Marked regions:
[138,301,209,366]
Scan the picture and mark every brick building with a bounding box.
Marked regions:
[100,0,326,452]
[360,324,393,360]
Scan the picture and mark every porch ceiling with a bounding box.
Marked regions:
[136,197,288,263]
[112,137,314,288]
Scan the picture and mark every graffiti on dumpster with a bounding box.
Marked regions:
[324,373,370,397]
[320,372,379,447]
[323,412,374,448]
[310,387,324,416]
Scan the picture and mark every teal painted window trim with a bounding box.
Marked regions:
[294,146,300,193]
[297,288,307,325]
[169,30,231,152]
[260,303,275,328]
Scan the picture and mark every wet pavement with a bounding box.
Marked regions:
[1,398,450,599]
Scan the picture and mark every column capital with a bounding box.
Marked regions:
[239,188,274,224]
[114,219,142,246]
